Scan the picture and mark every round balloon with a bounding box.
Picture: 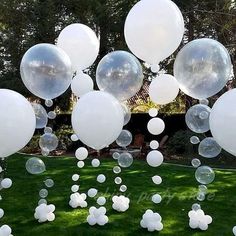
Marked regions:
[72,91,124,150]
[39,133,59,152]
[57,23,99,71]
[116,130,132,147]
[210,89,236,156]
[198,137,221,158]
[31,103,48,129]
[149,74,179,105]
[146,150,163,167]
[121,103,131,126]
[118,153,133,168]
[20,43,72,99]
[174,38,232,99]
[195,166,215,185]
[124,0,184,64]
[147,118,165,135]
[25,157,46,174]
[185,104,211,133]
[0,89,36,158]
[96,51,144,101]
[71,72,94,97]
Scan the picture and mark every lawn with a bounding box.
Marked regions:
[0,153,236,236]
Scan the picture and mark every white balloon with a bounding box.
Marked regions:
[75,147,88,160]
[71,73,94,97]
[97,197,106,206]
[149,74,179,105]
[146,151,164,167]
[88,188,98,198]
[124,0,184,64]
[72,91,124,150]
[210,89,236,156]
[57,23,99,71]
[0,208,4,219]
[91,159,100,167]
[97,174,106,183]
[0,89,36,157]
[147,118,165,135]
[1,178,12,189]
[72,174,80,181]
[152,175,162,185]
[233,226,236,235]
[150,140,159,150]
[151,194,162,204]
[77,161,85,168]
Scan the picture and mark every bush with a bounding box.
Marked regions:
[166,130,200,154]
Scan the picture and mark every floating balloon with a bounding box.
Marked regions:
[112,152,120,160]
[148,108,158,117]
[185,104,211,133]
[39,133,59,152]
[44,127,53,134]
[150,140,159,150]
[75,147,88,160]
[91,159,100,168]
[97,174,106,183]
[120,185,127,192]
[97,197,106,206]
[72,91,124,150]
[45,179,54,188]
[149,74,179,105]
[174,38,232,99]
[0,89,36,158]
[1,178,12,189]
[190,136,200,145]
[114,177,122,185]
[20,43,72,99]
[191,158,201,168]
[146,151,164,167]
[57,23,99,71]
[118,153,133,168]
[124,0,184,64]
[152,175,162,185]
[147,118,165,135]
[152,194,162,204]
[96,51,144,101]
[116,130,132,147]
[25,157,46,175]
[195,166,215,185]
[113,166,121,174]
[71,72,94,97]
[72,174,80,181]
[31,103,48,129]
[210,89,236,156]
[198,137,222,158]
[48,111,56,120]
[39,189,48,198]
[121,104,131,126]
[45,99,53,107]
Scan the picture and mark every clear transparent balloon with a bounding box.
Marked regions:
[198,185,208,194]
[114,177,122,185]
[31,103,48,129]
[190,136,200,145]
[174,38,232,99]
[96,51,144,101]
[44,127,53,134]
[118,153,133,168]
[120,185,127,192]
[45,99,53,107]
[39,133,59,152]
[185,104,211,133]
[195,166,215,185]
[197,192,205,201]
[25,157,46,175]
[192,203,201,211]
[116,130,132,147]
[48,111,56,120]
[44,179,54,188]
[113,166,121,174]
[20,43,72,100]
[191,158,201,168]
[198,137,221,158]
[112,152,120,160]
[39,188,48,198]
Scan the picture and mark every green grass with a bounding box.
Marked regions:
[0,154,236,236]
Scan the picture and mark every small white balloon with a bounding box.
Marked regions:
[147,118,165,135]
[152,175,162,185]
[1,178,12,189]
[88,188,98,198]
[97,197,106,206]
[97,174,106,183]
[149,74,179,105]
[148,108,158,117]
[71,185,80,192]
[0,208,4,219]
[71,73,94,97]
[150,140,159,149]
[152,194,162,204]
[77,161,85,168]
[75,147,88,160]
[146,151,163,167]
[91,159,100,167]
[72,174,80,181]
[71,134,79,142]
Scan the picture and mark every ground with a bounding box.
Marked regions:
[0,154,236,236]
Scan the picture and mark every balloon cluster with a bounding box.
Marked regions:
[87,207,109,226]
[188,208,212,231]
[69,193,87,209]
[34,203,56,223]
[140,210,163,232]
[112,195,130,212]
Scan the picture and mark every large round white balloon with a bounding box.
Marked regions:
[72,91,124,150]
[57,23,100,71]
[20,43,72,100]
[149,74,179,105]
[174,38,232,99]
[147,118,165,135]
[210,89,236,156]
[96,51,144,101]
[71,72,94,97]
[0,89,36,157]
[124,0,184,64]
